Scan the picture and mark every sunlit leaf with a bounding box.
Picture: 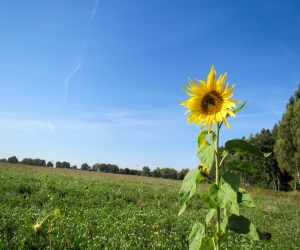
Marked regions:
[201,237,215,249]
[209,183,239,215]
[205,208,216,226]
[178,169,203,216]
[220,215,228,234]
[227,160,257,173]
[209,131,217,144]
[201,194,217,209]
[237,188,256,208]
[54,209,61,217]
[231,100,247,116]
[227,214,266,241]
[221,150,228,158]
[225,140,271,158]
[189,222,205,250]
[198,130,208,148]
[197,144,215,172]
[220,172,240,192]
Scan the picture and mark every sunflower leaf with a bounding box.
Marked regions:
[178,169,203,216]
[209,131,217,144]
[189,223,206,250]
[197,144,215,172]
[201,237,215,249]
[220,214,228,234]
[201,193,217,209]
[209,183,239,215]
[227,159,257,173]
[227,214,266,241]
[231,100,247,115]
[220,172,240,192]
[205,208,216,226]
[197,130,208,148]
[237,188,256,208]
[225,139,271,158]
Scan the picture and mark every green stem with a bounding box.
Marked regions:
[224,209,228,250]
[219,151,228,169]
[215,123,221,250]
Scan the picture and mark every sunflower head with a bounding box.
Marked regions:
[181,66,239,131]
[198,163,209,174]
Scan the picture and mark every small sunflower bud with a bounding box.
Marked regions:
[33,223,43,234]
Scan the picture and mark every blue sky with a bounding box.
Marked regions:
[0,1,299,171]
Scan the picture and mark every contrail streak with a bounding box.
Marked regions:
[48,122,55,135]
[63,60,83,103]
[91,0,99,20]
[52,107,60,113]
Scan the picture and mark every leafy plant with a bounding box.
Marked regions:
[179,66,271,249]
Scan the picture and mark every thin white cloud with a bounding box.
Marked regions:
[64,59,83,103]
[52,107,60,113]
[0,118,49,134]
[0,107,185,142]
[91,0,99,20]
[48,122,55,135]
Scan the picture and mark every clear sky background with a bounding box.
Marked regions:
[0,1,299,171]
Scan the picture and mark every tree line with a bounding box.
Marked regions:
[1,85,300,190]
[0,156,189,180]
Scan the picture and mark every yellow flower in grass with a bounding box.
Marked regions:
[33,222,43,234]
[181,66,239,131]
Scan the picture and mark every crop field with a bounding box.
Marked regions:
[0,164,299,249]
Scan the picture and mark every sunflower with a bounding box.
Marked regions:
[181,66,239,131]
[198,137,210,174]
[198,163,209,174]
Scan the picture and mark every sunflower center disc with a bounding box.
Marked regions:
[202,91,224,115]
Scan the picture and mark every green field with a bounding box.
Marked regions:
[0,164,299,249]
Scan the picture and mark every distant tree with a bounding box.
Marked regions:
[107,164,119,173]
[8,156,18,163]
[20,158,33,165]
[274,85,300,190]
[46,161,54,168]
[56,161,62,168]
[249,128,287,190]
[177,168,189,180]
[32,158,46,166]
[160,167,178,179]
[129,169,138,175]
[99,163,108,172]
[0,158,7,162]
[92,163,101,172]
[81,163,91,171]
[118,168,125,174]
[124,168,130,175]
[61,161,70,169]
[141,166,151,177]
[151,167,161,178]
[71,165,78,170]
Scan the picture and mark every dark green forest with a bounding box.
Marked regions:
[1,85,300,191]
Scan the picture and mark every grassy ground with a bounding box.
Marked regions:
[0,163,299,249]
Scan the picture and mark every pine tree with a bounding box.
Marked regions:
[274,84,300,190]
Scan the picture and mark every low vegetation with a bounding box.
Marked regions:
[0,163,299,249]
